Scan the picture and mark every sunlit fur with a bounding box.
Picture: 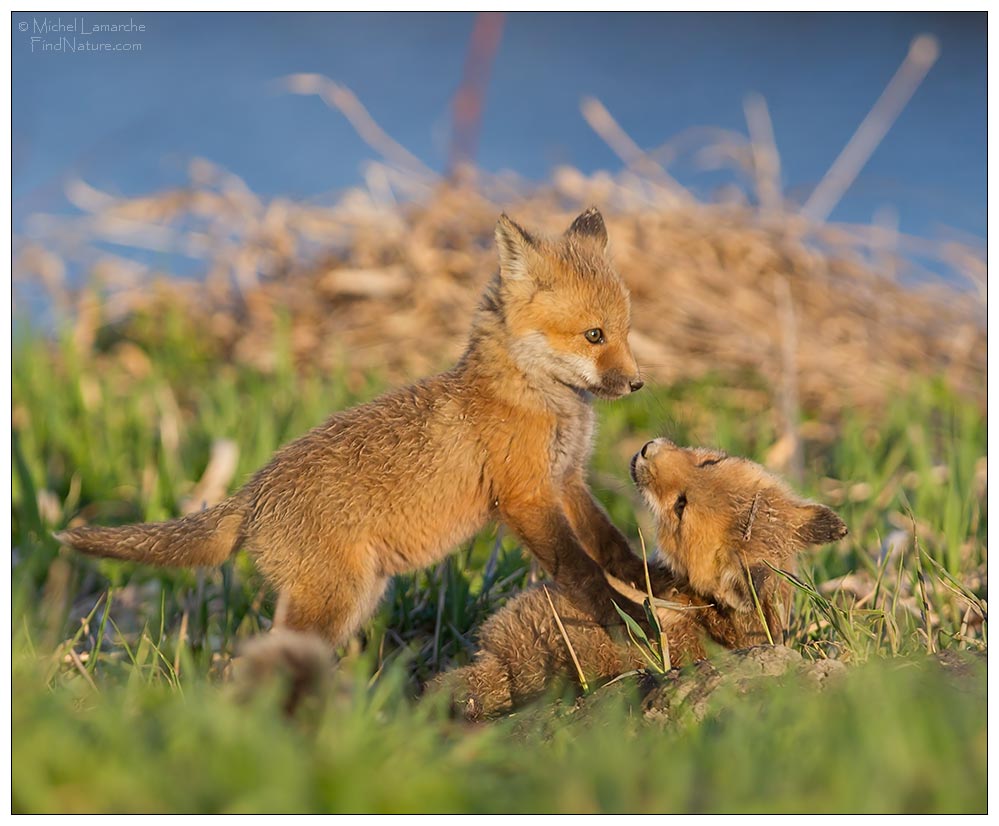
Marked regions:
[57,208,649,646]
[432,441,847,720]
[631,438,847,613]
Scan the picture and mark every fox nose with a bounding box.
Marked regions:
[629,379,644,392]
[640,438,673,460]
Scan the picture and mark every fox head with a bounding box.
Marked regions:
[484,208,643,400]
[631,438,848,613]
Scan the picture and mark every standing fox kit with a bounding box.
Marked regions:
[435,440,847,720]
[58,208,651,644]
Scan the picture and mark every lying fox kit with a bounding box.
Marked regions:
[57,208,652,645]
[434,440,847,720]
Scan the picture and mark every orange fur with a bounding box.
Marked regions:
[57,208,650,645]
[433,441,847,719]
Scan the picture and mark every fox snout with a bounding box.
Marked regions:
[593,369,644,399]
[631,438,675,484]
[589,337,643,399]
[640,438,671,458]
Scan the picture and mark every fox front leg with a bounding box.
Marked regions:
[501,498,646,628]
[560,473,657,589]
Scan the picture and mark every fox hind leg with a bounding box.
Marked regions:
[274,563,388,648]
[431,654,514,721]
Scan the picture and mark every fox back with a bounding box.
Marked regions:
[57,207,648,647]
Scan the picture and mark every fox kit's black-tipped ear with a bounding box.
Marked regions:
[565,207,608,251]
[495,213,538,280]
[799,504,848,546]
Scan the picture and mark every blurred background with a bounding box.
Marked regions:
[11,14,987,812]
[10,11,987,408]
[13,12,986,237]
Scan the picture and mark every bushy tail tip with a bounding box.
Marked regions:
[56,498,246,568]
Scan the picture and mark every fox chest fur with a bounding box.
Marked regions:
[469,380,599,507]
[57,207,645,647]
[549,394,596,482]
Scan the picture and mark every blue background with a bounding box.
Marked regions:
[12,12,986,247]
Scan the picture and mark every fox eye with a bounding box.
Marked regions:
[674,493,687,520]
[584,328,604,344]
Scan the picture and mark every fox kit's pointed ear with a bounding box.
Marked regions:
[565,207,608,252]
[495,214,538,281]
[798,504,848,546]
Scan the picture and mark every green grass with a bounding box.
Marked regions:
[12,647,986,813]
[11,313,987,813]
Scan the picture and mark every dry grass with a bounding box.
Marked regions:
[13,78,984,431]
[10,59,987,814]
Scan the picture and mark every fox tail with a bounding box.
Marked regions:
[55,495,248,569]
